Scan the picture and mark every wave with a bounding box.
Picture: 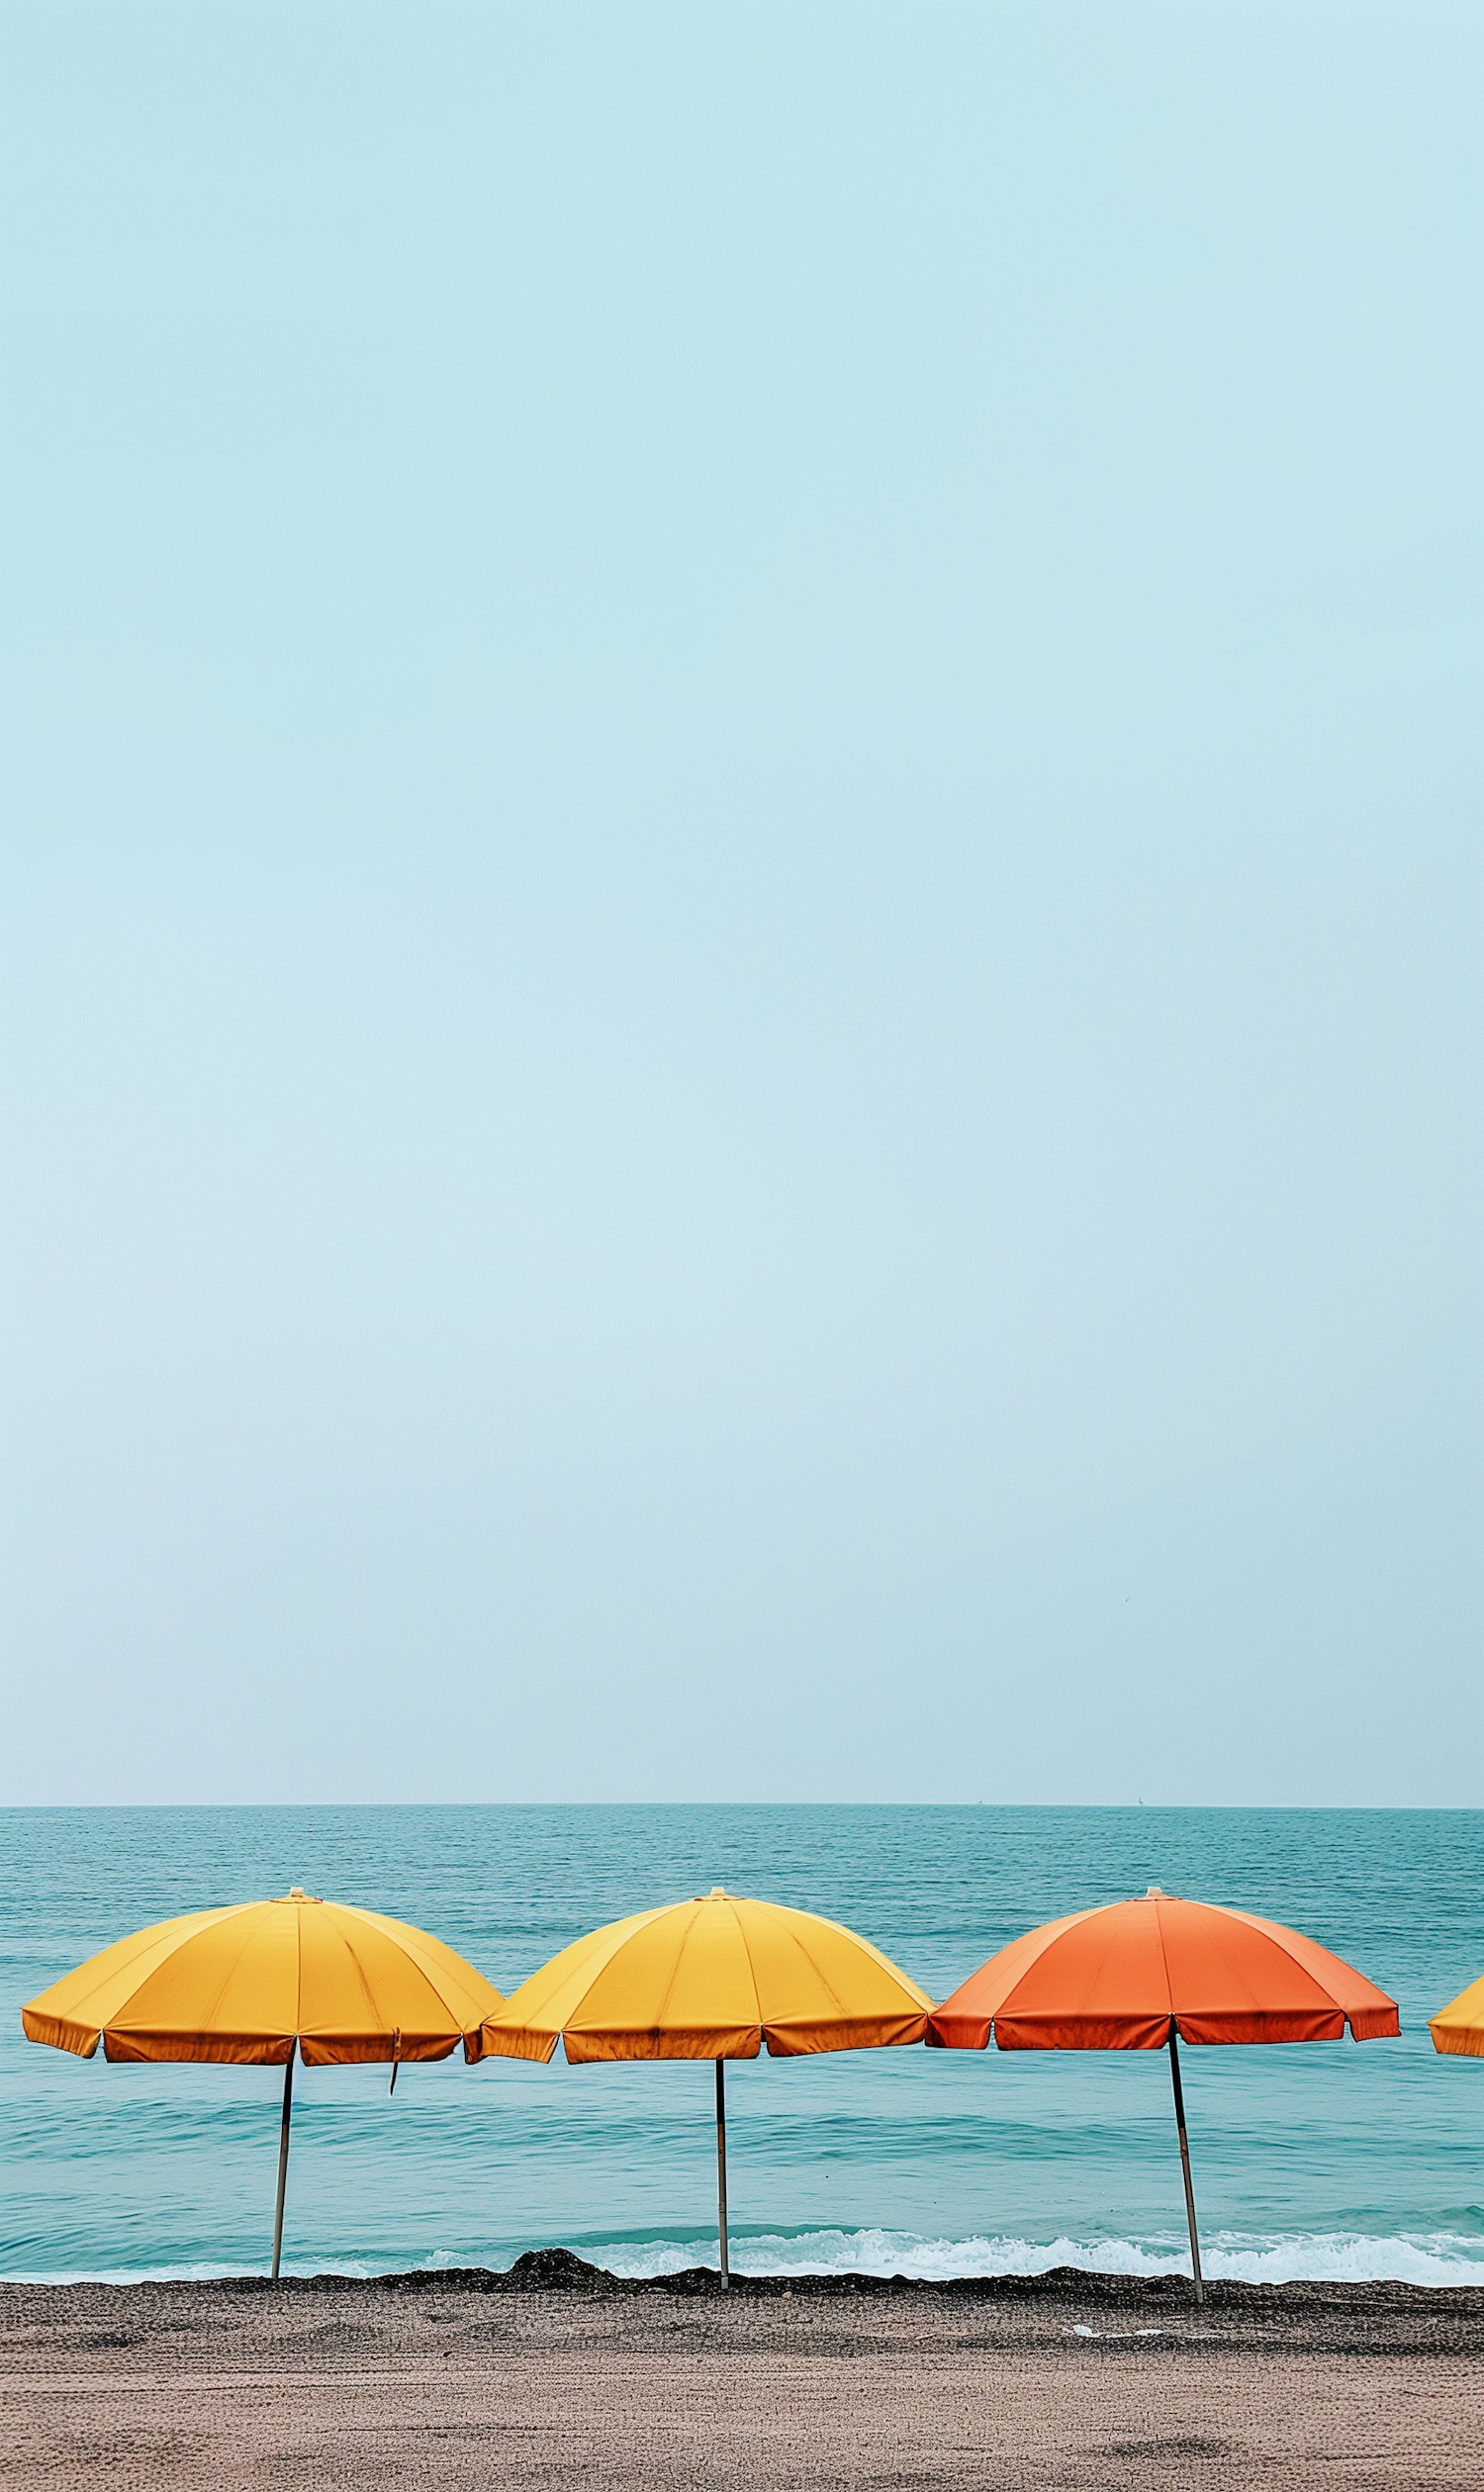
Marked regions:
[579,2226,1484,2288]
[12,2227,1484,2291]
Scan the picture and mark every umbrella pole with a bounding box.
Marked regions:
[714,2058,730,2289]
[1166,2022,1204,2303]
[271,2049,296,2282]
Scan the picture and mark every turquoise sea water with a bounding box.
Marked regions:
[3,1805,1481,2285]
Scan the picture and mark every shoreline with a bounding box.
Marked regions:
[7,2244,1484,2341]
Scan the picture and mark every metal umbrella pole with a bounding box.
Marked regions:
[714,2059,730,2288]
[271,2047,296,2281]
[1166,2020,1204,2302]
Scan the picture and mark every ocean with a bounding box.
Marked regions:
[3,1804,1480,2286]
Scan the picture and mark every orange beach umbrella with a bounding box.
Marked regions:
[23,1889,504,2276]
[928,1888,1398,2299]
[1430,1976,1484,2058]
[475,1888,932,2282]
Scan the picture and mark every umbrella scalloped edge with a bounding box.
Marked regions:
[929,2005,1399,2050]
[22,2021,472,2068]
[20,2008,100,2060]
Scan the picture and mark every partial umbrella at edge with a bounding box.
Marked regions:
[22,1890,504,2276]
[474,1887,932,2281]
[1430,1975,1484,2059]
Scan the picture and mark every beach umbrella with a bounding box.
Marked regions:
[473,1887,932,2284]
[22,1889,503,2277]
[1430,1977,1484,2058]
[927,1887,1398,2302]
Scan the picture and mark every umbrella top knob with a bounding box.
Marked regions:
[707,1887,727,1897]
[286,1888,322,1902]
[1146,1886,1165,1897]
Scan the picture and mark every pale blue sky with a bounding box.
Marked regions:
[3,2,1480,1804]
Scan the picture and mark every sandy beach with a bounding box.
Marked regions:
[3,2254,1481,2490]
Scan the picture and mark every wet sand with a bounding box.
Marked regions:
[3,2253,1481,2490]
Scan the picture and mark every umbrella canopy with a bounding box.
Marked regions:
[22,1890,504,2275]
[475,1888,931,2282]
[927,1890,1399,2052]
[928,1888,1398,2303]
[475,1887,931,2063]
[1430,1976,1484,2058]
[22,1890,502,2064]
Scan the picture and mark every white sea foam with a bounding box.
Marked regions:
[580,2226,1484,2289]
[13,2227,1484,2290]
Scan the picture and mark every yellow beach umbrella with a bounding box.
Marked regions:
[474,1887,932,2282]
[22,1889,503,2276]
[1430,1975,1484,2058]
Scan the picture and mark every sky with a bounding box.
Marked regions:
[2,1,1480,1807]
